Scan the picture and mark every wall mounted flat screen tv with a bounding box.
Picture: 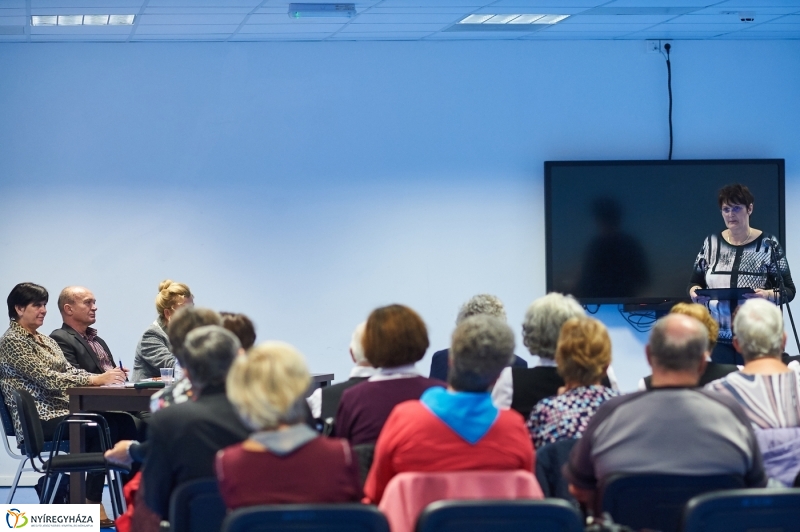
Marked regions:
[545,159,785,305]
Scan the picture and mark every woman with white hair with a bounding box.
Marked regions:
[216,341,362,509]
[492,293,617,419]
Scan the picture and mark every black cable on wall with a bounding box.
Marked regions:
[664,43,673,160]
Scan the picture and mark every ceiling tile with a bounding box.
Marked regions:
[718,31,800,38]
[690,6,800,15]
[238,23,344,33]
[138,14,247,24]
[330,31,434,39]
[489,0,601,6]
[248,13,344,24]
[364,7,475,14]
[339,23,446,32]
[716,0,800,6]
[741,22,800,30]
[564,14,678,23]
[31,0,141,7]
[605,0,716,6]
[668,13,784,23]
[130,34,228,40]
[144,7,253,14]
[146,0,261,7]
[629,30,732,38]
[426,31,526,39]
[0,16,26,25]
[374,0,491,7]
[541,22,658,32]
[134,24,239,34]
[30,25,133,34]
[30,34,129,40]
[351,13,461,23]
[650,23,753,31]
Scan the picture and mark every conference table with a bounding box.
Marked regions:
[65,372,334,504]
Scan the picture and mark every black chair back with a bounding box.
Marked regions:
[222,504,390,532]
[683,488,800,532]
[11,390,45,459]
[0,395,17,439]
[535,438,578,502]
[352,443,375,487]
[599,473,745,532]
[169,478,227,532]
[416,499,584,532]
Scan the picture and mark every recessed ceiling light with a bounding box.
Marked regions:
[533,14,569,24]
[457,13,568,25]
[84,15,110,26]
[458,14,493,24]
[58,15,83,26]
[109,15,135,25]
[31,15,57,26]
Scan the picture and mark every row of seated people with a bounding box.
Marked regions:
[2,281,799,530]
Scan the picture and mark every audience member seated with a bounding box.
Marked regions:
[493,293,617,418]
[220,312,257,350]
[527,317,618,449]
[307,321,376,423]
[640,302,738,390]
[150,306,222,413]
[705,298,800,485]
[50,286,119,374]
[132,326,249,528]
[216,341,361,509]
[565,313,767,510]
[333,304,445,445]
[132,279,193,381]
[364,314,534,504]
[0,283,132,524]
[429,294,527,382]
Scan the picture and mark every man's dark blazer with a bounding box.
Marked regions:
[51,323,116,374]
[429,348,528,383]
[142,384,250,518]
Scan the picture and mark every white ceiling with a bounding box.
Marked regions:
[2,0,800,42]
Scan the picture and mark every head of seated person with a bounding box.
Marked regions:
[457,294,507,325]
[522,293,585,362]
[168,307,222,368]
[448,314,514,392]
[155,279,194,326]
[733,298,787,371]
[556,317,611,391]
[646,313,709,388]
[670,302,719,354]
[182,325,241,395]
[364,304,429,370]
[220,312,257,351]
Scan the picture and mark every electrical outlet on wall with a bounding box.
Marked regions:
[646,40,672,54]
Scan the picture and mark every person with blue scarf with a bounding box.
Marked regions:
[364,314,534,504]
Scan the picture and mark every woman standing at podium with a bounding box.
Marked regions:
[689,184,795,365]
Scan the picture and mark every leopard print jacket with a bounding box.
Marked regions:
[0,320,92,444]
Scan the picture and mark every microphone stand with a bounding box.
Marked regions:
[769,237,800,353]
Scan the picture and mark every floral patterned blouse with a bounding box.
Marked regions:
[0,321,92,444]
[527,384,618,449]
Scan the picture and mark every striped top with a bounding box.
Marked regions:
[705,370,800,429]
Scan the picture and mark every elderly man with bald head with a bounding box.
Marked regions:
[566,313,767,510]
[50,286,118,374]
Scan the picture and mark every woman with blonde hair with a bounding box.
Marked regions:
[132,280,193,381]
[527,317,618,448]
[216,342,361,509]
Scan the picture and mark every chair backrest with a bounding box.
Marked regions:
[169,478,227,532]
[378,470,544,532]
[11,390,45,459]
[535,438,578,501]
[222,503,389,532]
[599,473,745,532]
[683,488,800,532]
[416,499,583,532]
[352,443,375,487]
[0,395,17,439]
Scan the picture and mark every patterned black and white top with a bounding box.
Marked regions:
[0,321,92,444]
[690,232,795,344]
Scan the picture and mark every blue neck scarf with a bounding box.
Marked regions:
[420,387,499,445]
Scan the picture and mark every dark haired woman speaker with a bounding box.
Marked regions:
[689,184,795,365]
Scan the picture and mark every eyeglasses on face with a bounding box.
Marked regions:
[721,205,746,215]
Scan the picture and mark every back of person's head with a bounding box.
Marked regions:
[556,317,611,386]
[363,304,429,368]
[350,321,368,365]
[733,299,784,362]
[227,341,311,431]
[648,314,708,372]
[670,302,719,351]
[449,315,514,392]
[220,312,257,350]
[155,279,192,321]
[7,283,48,320]
[522,292,585,360]
[182,325,240,391]
[456,294,506,325]
[167,307,222,365]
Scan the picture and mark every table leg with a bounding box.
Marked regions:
[68,395,86,504]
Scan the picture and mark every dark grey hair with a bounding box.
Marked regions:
[456,294,506,325]
[522,293,585,360]
[648,314,708,371]
[733,299,784,361]
[449,315,515,392]
[183,325,241,391]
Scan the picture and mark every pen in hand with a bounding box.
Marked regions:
[119,360,128,382]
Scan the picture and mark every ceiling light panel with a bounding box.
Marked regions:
[31,15,136,26]
[58,15,83,26]
[534,15,570,24]
[485,14,520,24]
[31,15,57,26]
[510,15,545,24]
[459,14,493,24]
[83,15,109,25]
[458,14,569,25]
[109,15,135,25]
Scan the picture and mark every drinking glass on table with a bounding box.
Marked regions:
[160,368,174,384]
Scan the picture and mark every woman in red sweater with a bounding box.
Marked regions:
[215,341,362,509]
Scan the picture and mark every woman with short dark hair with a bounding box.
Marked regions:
[333,304,445,445]
[689,184,795,364]
[0,283,130,524]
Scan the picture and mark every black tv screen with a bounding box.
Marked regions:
[545,159,785,305]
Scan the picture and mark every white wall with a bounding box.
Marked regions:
[0,39,799,482]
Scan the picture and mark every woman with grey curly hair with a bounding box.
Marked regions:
[429,294,528,382]
[491,293,617,418]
